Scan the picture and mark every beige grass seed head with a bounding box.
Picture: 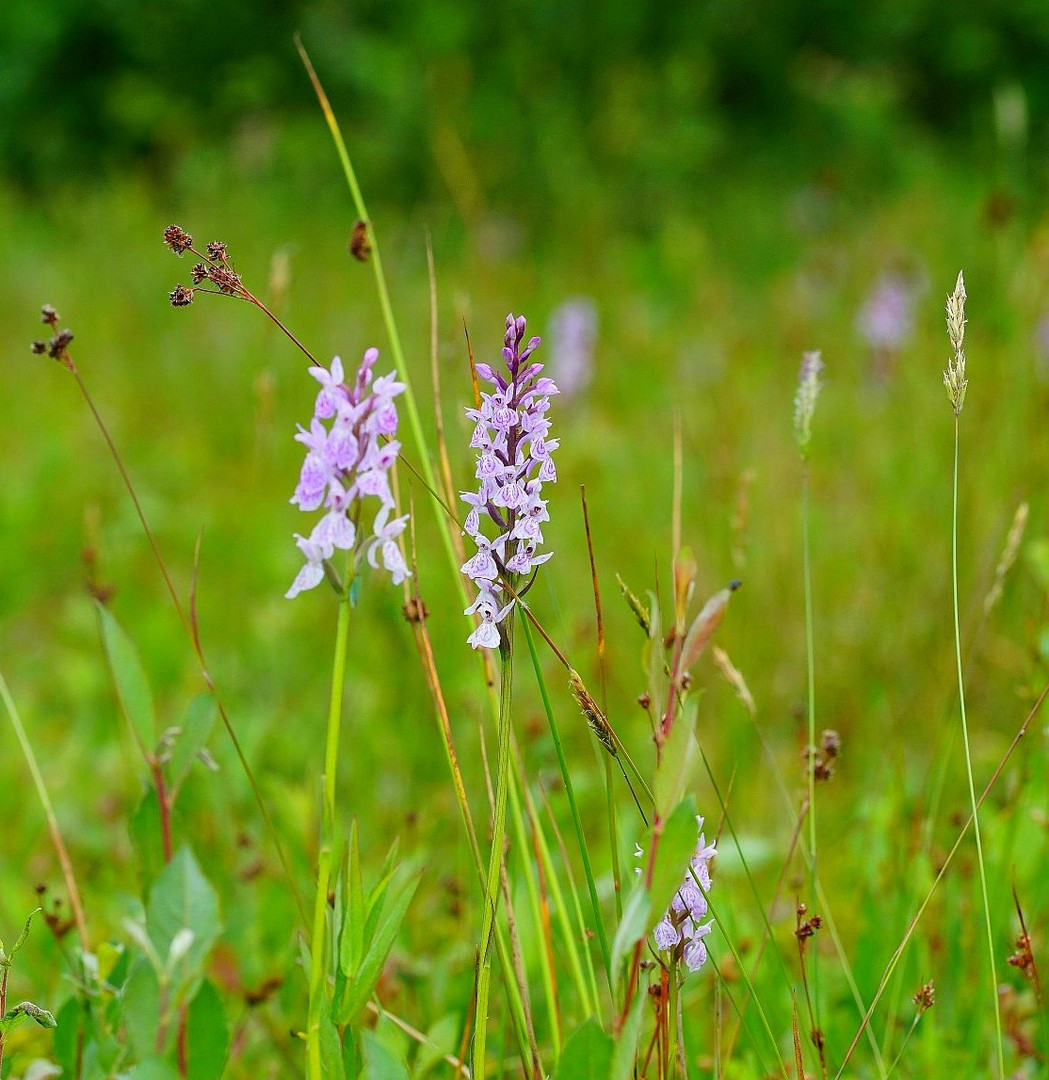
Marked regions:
[943,270,968,416]
[794,350,824,459]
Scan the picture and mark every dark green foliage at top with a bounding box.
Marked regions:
[4,0,1049,200]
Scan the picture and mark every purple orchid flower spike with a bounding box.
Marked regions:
[460,313,560,649]
[286,348,410,598]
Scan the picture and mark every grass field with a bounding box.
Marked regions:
[0,126,1047,1078]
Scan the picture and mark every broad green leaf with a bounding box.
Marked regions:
[654,700,698,817]
[611,879,651,979]
[335,870,420,1026]
[645,796,699,938]
[79,1033,124,1080]
[319,1009,347,1080]
[129,789,166,898]
[414,1013,459,1077]
[609,993,645,1080]
[553,1018,614,1080]
[168,693,217,794]
[52,996,83,1076]
[362,1028,411,1080]
[96,603,156,757]
[185,979,229,1080]
[146,847,222,985]
[123,958,162,1060]
[126,1057,181,1080]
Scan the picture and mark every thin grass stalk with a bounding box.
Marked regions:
[497,856,543,1079]
[800,463,820,1029]
[506,757,562,1059]
[473,616,516,1078]
[665,960,684,1078]
[834,673,1049,1077]
[521,617,613,992]
[538,788,601,1015]
[581,486,623,925]
[949,417,1005,1077]
[0,669,90,952]
[405,531,532,1063]
[306,591,352,1080]
[514,749,593,1025]
[700,889,788,1080]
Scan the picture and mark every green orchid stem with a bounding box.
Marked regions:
[521,618,613,994]
[473,614,516,1079]
[950,418,1005,1079]
[306,591,353,1080]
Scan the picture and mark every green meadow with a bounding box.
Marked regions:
[1,17,1048,1077]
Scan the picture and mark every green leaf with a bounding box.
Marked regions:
[167,693,218,795]
[645,796,700,937]
[611,879,651,978]
[96,603,156,758]
[129,789,167,899]
[319,1009,348,1080]
[643,592,665,706]
[553,1018,614,1080]
[413,1013,459,1077]
[146,847,222,985]
[654,701,698,817]
[123,958,162,1059]
[362,1028,411,1080]
[126,1057,181,1080]
[335,870,420,1027]
[80,1033,124,1080]
[52,996,84,1076]
[9,907,41,959]
[185,979,230,1080]
[609,993,645,1080]
[0,1000,57,1033]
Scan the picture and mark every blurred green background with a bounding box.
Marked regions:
[3,1,1049,1073]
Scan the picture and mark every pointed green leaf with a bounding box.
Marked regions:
[146,847,221,984]
[185,979,229,1080]
[319,1009,348,1080]
[611,879,651,979]
[554,1018,614,1080]
[123,959,162,1059]
[335,871,420,1026]
[129,789,166,898]
[645,796,699,937]
[168,693,218,795]
[643,592,665,706]
[362,1028,411,1080]
[654,701,698,817]
[414,1013,459,1077]
[96,603,156,758]
[609,993,645,1080]
[9,907,41,959]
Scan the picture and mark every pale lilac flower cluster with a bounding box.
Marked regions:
[286,348,410,598]
[547,297,597,399]
[637,817,717,973]
[460,314,559,650]
[856,272,916,353]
